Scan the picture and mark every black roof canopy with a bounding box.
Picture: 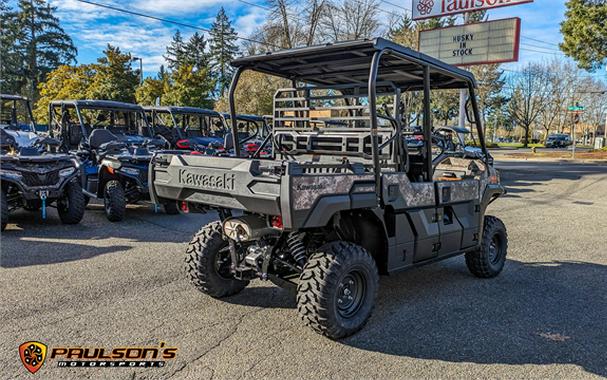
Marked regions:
[1,94,29,101]
[50,100,144,112]
[143,106,221,117]
[231,38,476,91]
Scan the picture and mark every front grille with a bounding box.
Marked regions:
[21,170,60,187]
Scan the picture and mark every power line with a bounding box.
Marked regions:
[74,0,280,48]
[521,36,559,48]
[520,41,562,53]
[378,0,412,14]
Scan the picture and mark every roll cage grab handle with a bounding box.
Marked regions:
[227,49,488,201]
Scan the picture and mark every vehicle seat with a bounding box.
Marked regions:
[89,129,118,150]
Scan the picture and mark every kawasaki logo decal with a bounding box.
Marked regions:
[178,169,235,191]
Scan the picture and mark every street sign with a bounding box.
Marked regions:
[412,0,534,21]
[567,105,585,112]
[418,18,521,66]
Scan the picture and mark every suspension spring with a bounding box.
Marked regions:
[287,232,307,267]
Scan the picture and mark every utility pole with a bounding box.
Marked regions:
[132,57,143,85]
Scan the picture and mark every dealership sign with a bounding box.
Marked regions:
[412,0,533,20]
[419,17,521,66]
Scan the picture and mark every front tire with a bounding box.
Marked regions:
[297,241,379,339]
[57,180,85,224]
[1,188,8,231]
[103,180,126,222]
[465,216,508,278]
[185,221,249,298]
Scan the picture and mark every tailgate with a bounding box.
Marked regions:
[150,153,282,215]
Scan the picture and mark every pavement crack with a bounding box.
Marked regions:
[167,307,264,379]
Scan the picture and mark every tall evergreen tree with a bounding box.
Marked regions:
[164,31,187,71]
[209,8,239,96]
[0,0,22,94]
[560,0,607,71]
[87,45,139,103]
[15,0,77,101]
[185,32,210,71]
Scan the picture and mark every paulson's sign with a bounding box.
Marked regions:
[412,0,533,20]
[419,18,521,66]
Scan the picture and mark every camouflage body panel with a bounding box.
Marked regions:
[382,173,435,209]
[283,171,376,229]
[291,174,375,210]
[436,179,480,205]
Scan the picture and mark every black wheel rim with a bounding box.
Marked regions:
[488,234,503,265]
[336,270,366,319]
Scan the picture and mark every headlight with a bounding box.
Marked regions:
[120,167,140,176]
[59,167,76,177]
[0,169,22,179]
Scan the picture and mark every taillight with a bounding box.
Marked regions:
[271,215,283,229]
[245,143,258,152]
[180,201,189,213]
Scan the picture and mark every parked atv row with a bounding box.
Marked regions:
[1,95,84,231]
[1,96,269,228]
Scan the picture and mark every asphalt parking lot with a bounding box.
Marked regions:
[1,160,606,379]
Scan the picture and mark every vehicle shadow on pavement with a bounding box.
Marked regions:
[499,162,606,196]
[0,239,132,268]
[1,206,213,244]
[343,259,607,377]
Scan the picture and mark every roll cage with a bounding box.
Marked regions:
[49,100,153,150]
[227,38,487,197]
[0,94,37,132]
[144,106,269,144]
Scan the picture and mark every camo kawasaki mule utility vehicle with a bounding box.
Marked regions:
[150,38,508,339]
[50,100,176,222]
[1,94,84,231]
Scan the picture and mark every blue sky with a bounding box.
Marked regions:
[17,0,604,79]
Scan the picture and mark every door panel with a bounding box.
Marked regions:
[409,208,441,263]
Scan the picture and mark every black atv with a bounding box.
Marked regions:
[49,100,177,222]
[0,94,84,231]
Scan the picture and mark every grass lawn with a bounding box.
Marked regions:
[496,143,545,149]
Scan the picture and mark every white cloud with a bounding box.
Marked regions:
[131,0,227,15]
[234,10,266,41]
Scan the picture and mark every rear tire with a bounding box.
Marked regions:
[185,221,249,298]
[1,188,8,231]
[297,241,379,339]
[466,216,508,278]
[57,180,85,224]
[103,180,126,222]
